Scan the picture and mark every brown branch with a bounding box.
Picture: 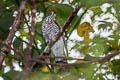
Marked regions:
[30,58,89,67]
[0,40,24,59]
[24,0,36,80]
[35,56,89,61]
[31,48,120,67]
[26,0,36,58]
[99,48,120,63]
[0,0,28,69]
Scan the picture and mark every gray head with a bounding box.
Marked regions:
[45,11,56,23]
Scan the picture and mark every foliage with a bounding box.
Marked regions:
[77,22,94,44]
[0,0,120,80]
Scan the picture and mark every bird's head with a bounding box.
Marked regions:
[46,11,56,23]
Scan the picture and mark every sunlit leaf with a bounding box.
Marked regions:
[90,7,103,22]
[108,35,119,50]
[89,44,105,56]
[77,22,94,37]
[79,64,96,80]
[79,45,89,54]
[90,36,110,56]
[91,7,103,16]
[41,66,49,72]
[77,22,94,44]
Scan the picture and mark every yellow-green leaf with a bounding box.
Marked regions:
[77,22,94,37]
[77,22,94,44]
[41,66,49,72]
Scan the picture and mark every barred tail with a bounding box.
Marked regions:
[51,37,67,63]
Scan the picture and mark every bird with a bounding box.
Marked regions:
[42,11,67,64]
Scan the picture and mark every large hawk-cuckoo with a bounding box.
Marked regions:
[42,11,67,63]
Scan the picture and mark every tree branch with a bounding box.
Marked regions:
[31,47,120,67]
[35,56,89,61]
[26,0,36,58]
[24,0,36,80]
[0,40,24,59]
[30,58,90,67]
[99,48,120,63]
[0,0,28,69]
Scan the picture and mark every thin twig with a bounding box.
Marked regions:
[35,56,89,61]
[0,40,24,59]
[31,48,120,67]
[0,0,28,68]
[24,0,36,80]
[99,48,120,63]
[26,0,36,58]
[30,58,89,67]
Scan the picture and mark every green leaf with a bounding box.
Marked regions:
[115,11,120,22]
[66,8,88,38]
[0,0,17,40]
[0,10,14,40]
[113,2,120,13]
[90,7,103,22]
[36,2,46,12]
[79,64,96,80]
[110,59,120,75]
[98,21,113,30]
[94,73,104,80]
[35,22,45,44]
[62,72,79,80]
[72,0,82,5]
[31,72,60,80]
[2,70,24,80]
[91,7,103,16]
[82,0,120,8]
[108,40,118,50]
[71,43,79,50]
[32,49,40,58]
[35,22,46,52]
[66,15,80,35]
[20,28,29,38]
[106,6,113,14]
[108,35,119,50]
[89,44,105,56]
[82,0,103,8]
[79,45,89,54]
[90,36,109,56]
